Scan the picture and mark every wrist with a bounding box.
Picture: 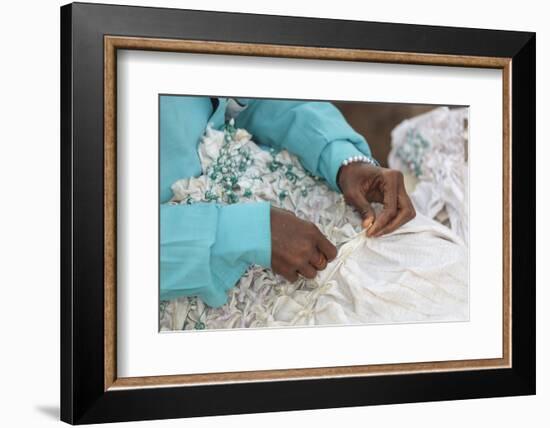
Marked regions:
[337,159,379,191]
[319,141,375,192]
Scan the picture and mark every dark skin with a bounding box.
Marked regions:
[271,207,338,282]
[271,162,416,282]
[337,162,416,237]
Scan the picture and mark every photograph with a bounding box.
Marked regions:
[159,96,470,331]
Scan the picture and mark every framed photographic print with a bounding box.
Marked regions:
[60,2,536,424]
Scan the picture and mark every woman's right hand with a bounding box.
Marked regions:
[270,207,337,282]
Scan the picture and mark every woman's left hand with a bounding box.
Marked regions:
[337,162,416,237]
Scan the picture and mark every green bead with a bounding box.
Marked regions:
[195,322,205,330]
[268,160,282,172]
[227,193,239,204]
[285,171,298,182]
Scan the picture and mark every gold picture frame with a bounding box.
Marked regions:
[103,35,512,391]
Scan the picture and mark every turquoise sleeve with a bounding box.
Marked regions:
[160,201,271,307]
[159,95,213,204]
[234,99,373,191]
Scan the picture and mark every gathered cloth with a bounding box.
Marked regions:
[160,118,468,331]
[389,106,469,244]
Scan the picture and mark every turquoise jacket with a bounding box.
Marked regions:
[160,96,373,307]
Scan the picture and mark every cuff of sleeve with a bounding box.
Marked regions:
[213,201,272,269]
[319,140,375,192]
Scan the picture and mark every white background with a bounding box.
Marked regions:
[0,0,546,427]
[118,51,502,377]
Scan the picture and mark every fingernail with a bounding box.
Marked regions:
[363,218,374,229]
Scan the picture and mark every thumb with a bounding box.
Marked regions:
[352,191,376,231]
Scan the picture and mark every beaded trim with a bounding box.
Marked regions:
[341,155,379,167]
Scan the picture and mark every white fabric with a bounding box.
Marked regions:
[389,106,469,243]
[160,119,468,330]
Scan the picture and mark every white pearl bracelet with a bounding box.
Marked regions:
[341,155,379,167]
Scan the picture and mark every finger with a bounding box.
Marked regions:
[315,232,337,262]
[273,259,299,282]
[284,269,299,283]
[368,173,399,237]
[309,250,328,271]
[373,204,410,237]
[374,185,416,237]
[348,190,376,230]
[298,264,318,279]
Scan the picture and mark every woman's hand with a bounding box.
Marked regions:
[337,162,416,237]
[271,207,337,282]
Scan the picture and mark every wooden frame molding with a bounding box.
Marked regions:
[104,35,513,391]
